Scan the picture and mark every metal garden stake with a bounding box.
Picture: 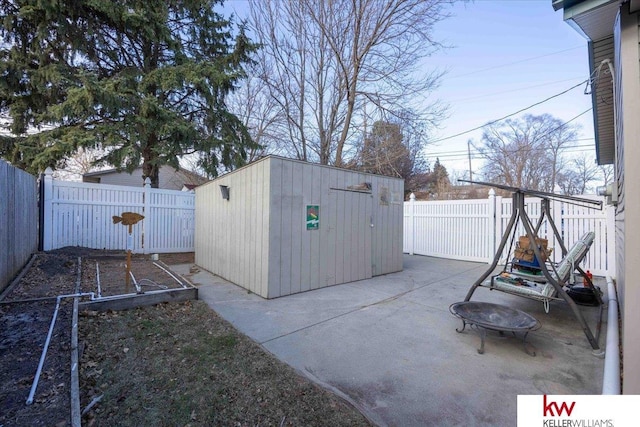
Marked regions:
[112,212,145,292]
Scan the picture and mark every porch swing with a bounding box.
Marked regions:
[460,180,605,351]
[484,200,596,314]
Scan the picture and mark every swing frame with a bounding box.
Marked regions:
[460,181,604,351]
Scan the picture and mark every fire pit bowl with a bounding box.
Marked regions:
[450,301,541,355]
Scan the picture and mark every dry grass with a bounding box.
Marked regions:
[79,300,371,427]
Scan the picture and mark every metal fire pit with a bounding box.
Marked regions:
[449,301,541,356]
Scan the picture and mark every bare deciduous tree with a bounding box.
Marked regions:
[350,107,433,195]
[359,121,411,177]
[53,147,108,181]
[226,73,283,162]
[598,163,614,186]
[557,153,604,195]
[248,0,452,166]
[474,114,580,192]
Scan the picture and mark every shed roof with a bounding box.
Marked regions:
[205,154,405,183]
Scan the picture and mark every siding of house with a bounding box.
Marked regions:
[616,5,640,394]
[158,168,206,190]
[613,11,624,316]
[87,169,145,187]
[85,165,206,190]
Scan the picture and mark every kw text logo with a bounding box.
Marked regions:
[543,395,576,417]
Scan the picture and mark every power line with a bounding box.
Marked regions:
[426,106,597,162]
[428,144,595,161]
[426,105,596,163]
[425,138,595,157]
[429,80,589,144]
[446,45,585,79]
[447,76,587,104]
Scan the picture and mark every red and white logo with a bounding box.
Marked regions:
[543,395,576,417]
[517,395,639,427]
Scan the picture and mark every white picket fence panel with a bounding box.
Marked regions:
[40,167,615,273]
[403,198,495,263]
[404,192,615,277]
[145,188,196,253]
[42,169,195,253]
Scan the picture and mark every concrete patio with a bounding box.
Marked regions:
[171,255,607,426]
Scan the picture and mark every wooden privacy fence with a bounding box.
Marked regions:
[404,190,616,277]
[1,160,39,289]
[41,169,195,253]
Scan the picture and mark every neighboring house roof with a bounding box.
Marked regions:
[552,0,622,165]
[83,165,208,190]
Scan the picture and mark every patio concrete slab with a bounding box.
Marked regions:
[170,255,607,427]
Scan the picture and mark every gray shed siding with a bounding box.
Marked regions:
[195,156,403,299]
[195,159,270,296]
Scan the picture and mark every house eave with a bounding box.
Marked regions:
[562,0,618,41]
[554,0,619,165]
[588,38,616,165]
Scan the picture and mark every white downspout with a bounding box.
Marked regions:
[598,59,620,394]
[602,276,620,394]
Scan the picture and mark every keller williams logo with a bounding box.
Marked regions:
[544,395,576,417]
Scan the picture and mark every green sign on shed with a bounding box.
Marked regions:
[306,205,319,230]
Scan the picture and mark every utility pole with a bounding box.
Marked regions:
[467,139,473,181]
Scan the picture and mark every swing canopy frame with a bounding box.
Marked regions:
[459,180,604,351]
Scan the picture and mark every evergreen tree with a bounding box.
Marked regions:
[0,0,258,186]
[428,158,450,197]
[360,121,411,178]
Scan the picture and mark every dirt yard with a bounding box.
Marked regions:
[0,248,371,426]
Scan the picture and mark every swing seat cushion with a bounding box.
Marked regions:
[484,232,596,304]
[489,274,557,301]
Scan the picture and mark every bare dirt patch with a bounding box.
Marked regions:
[0,249,370,427]
[0,251,79,427]
[81,254,187,297]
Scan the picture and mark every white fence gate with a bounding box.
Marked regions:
[404,191,616,277]
[41,169,195,253]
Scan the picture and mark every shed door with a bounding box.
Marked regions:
[326,189,373,285]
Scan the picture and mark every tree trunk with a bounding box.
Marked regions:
[142,134,160,188]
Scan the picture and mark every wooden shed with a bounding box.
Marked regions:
[195,156,404,298]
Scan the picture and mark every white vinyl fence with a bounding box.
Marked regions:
[404,191,616,277]
[41,169,195,253]
[39,166,616,275]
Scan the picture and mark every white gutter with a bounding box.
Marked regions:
[602,276,620,394]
